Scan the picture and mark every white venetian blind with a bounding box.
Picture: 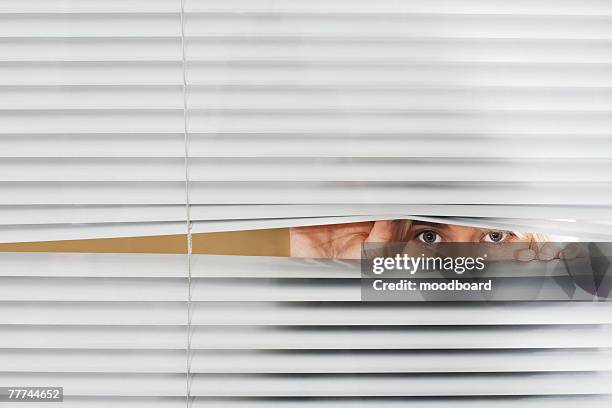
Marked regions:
[181,0,612,238]
[2,0,612,241]
[1,253,612,406]
[0,0,190,242]
[1,1,612,407]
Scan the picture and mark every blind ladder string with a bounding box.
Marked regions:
[179,0,194,406]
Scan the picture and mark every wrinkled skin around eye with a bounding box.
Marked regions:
[290,220,575,260]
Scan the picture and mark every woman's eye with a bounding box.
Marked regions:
[417,230,442,244]
[484,231,506,243]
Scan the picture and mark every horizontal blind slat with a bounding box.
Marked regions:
[0,205,187,225]
[0,253,187,277]
[0,38,181,61]
[1,217,611,242]
[3,301,610,326]
[186,87,612,111]
[3,134,612,159]
[185,110,612,133]
[0,372,184,396]
[0,62,182,85]
[197,302,612,326]
[0,110,183,133]
[1,325,610,349]
[191,326,612,350]
[0,277,601,301]
[187,182,612,205]
[8,86,612,111]
[0,302,187,325]
[186,38,612,63]
[1,372,611,397]
[0,0,178,13]
[0,86,183,109]
[186,63,612,87]
[0,277,186,301]
[191,349,612,373]
[0,14,180,37]
[2,349,611,373]
[1,158,610,182]
[185,0,612,15]
[0,222,188,243]
[1,205,611,227]
[193,372,612,397]
[4,182,612,205]
[184,14,612,40]
[15,396,612,408]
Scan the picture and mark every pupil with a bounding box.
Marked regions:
[423,231,436,243]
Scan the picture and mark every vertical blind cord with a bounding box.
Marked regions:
[180,0,194,406]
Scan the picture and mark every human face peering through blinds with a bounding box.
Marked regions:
[289,219,561,260]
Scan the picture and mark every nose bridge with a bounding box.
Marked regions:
[448,225,483,242]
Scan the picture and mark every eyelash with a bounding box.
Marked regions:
[414,230,515,244]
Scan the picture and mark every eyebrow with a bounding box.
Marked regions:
[410,221,451,230]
